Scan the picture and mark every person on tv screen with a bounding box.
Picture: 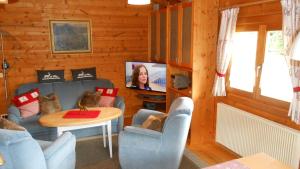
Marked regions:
[131,64,152,91]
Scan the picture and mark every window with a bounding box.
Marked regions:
[229,29,292,103]
[229,32,258,92]
[260,31,292,102]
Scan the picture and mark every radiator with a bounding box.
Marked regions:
[216,103,300,169]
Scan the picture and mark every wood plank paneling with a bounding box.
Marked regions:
[0,0,150,117]
[190,0,219,147]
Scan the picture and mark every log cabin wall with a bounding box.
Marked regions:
[0,0,150,118]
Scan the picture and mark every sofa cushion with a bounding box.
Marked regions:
[37,70,65,83]
[53,81,85,110]
[39,93,62,115]
[96,87,119,107]
[78,91,101,109]
[71,67,96,81]
[16,83,54,96]
[12,89,40,118]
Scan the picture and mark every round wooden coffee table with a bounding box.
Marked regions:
[39,107,121,158]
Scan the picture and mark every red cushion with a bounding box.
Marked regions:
[95,87,119,96]
[12,89,40,118]
[95,87,118,107]
[63,110,100,118]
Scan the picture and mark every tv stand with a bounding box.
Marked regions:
[135,90,166,112]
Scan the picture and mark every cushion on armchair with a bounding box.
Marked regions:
[141,114,168,132]
[12,88,40,118]
[0,118,26,131]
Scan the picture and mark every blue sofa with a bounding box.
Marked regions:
[0,129,76,169]
[7,79,125,141]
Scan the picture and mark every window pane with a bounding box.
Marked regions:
[260,31,292,102]
[229,32,258,92]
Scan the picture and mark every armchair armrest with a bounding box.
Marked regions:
[7,105,21,124]
[114,96,125,112]
[119,126,162,150]
[43,132,76,169]
[114,96,125,132]
[132,109,165,125]
[124,126,162,138]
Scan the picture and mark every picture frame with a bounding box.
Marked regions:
[49,20,92,54]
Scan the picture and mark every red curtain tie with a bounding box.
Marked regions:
[216,70,226,77]
[293,87,300,92]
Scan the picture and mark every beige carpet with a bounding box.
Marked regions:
[75,135,206,169]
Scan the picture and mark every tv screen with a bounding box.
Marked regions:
[125,61,166,92]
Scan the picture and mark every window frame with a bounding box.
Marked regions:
[226,25,290,110]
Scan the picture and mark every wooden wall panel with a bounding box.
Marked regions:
[0,0,150,117]
[190,0,219,147]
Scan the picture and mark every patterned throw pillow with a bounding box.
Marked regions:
[78,91,101,110]
[95,87,119,107]
[71,67,97,81]
[12,88,40,118]
[37,70,65,83]
[0,118,26,131]
[141,114,168,132]
[39,93,62,116]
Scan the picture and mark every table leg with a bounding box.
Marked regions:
[107,120,112,158]
[57,127,63,137]
[102,125,106,147]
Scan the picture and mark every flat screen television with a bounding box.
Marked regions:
[125,61,166,92]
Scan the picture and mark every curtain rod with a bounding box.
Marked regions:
[219,0,278,11]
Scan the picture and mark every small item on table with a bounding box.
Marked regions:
[63,110,100,118]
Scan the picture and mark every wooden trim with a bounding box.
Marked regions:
[156,11,160,61]
[177,4,183,66]
[219,0,278,11]
[0,0,8,4]
[182,2,192,8]
[159,8,167,12]
[168,86,192,97]
[169,62,193,72]
[148,13,152,60]
[170,4,179,10]
[166,6,170,65]
[253,25,267,98]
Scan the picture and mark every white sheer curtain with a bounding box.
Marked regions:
[212,8,239,96]
[281,0,300,124]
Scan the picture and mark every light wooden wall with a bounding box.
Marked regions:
[189,0,219,146]
[0,0,150,118]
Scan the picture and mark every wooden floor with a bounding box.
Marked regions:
[187,143,240,166]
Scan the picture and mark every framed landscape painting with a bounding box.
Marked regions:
[49,20,92,53]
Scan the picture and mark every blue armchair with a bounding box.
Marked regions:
[0,129,76,169]
[118,97,194,169]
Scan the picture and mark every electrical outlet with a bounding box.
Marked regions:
[0,73,3,78]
